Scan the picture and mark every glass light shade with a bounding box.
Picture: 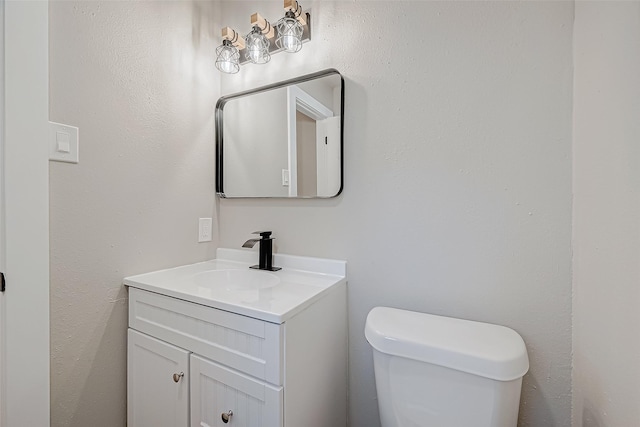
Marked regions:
[276,13,303,53]
[245,27,271,64]
[215,40,240,74]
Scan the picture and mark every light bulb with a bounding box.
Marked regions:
[215,39,240,74]
[276,11,303,53]
[281,33,297,51]
[245,27,271,64]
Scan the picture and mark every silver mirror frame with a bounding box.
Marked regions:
[215,68,344,198]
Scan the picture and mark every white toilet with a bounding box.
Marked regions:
[365,307,529,427]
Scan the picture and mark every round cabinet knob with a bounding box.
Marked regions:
[221,410,233,423]
[172,372,184,383]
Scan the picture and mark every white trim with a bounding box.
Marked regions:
[286,85,333,197]
[2,1,50,426]
[289,85,333,121]
[0,1,5,424]
[286,88,299,197]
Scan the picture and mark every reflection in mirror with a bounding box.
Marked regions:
[216,69,343,198]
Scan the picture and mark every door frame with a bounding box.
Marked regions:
[0,0,5,418]
[1,1,50,426]
[286,85,333,197]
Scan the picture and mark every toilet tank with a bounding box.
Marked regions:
[365,307,529,427]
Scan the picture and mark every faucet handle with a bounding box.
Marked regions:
[252,231,273,239]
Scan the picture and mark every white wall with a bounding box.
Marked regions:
[223,89,289,196]
[49,2,219,426]
[572,2,640,426]
[46,1,588,425]
[218,1,574,426]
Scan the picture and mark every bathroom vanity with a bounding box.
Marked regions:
[124,248,347,427]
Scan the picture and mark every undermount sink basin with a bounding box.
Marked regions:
[192,269,280,291]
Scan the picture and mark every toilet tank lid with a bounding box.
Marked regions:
[365,307,529,381]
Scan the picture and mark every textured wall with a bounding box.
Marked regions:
[572,3,640,426]
[49,2,219,426]
[218,1,573,426]
[48,1,576,425]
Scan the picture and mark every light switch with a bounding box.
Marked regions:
[49,121,79,163]
[282,169,290,186]
[56,131,70,153]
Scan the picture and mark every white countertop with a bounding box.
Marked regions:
[123,248,347,323]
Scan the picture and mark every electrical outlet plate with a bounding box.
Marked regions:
[49,121,79,163]
[198,218,212,242]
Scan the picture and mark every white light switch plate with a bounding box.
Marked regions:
[49,121,79,163]
[198,218,212,242]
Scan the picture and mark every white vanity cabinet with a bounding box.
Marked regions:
[128,329,190,427]
[125,249,347,427]
[190,355,283,427]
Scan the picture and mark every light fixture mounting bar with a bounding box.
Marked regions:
[222,26,246,50]
[251,13,275,39]
[284,0,307,25]
[238,11,310,65]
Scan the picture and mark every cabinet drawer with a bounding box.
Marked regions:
[129,287,282,384]
[190,355,283,427]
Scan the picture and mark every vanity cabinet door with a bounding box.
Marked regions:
[190,355,283,427]
[128,329,190,427]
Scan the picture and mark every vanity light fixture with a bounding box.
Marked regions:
[276,1,305,53]
[215,0,311,74]
[215,28,244,74]
[245,14,273,64]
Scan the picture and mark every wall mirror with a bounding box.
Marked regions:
[216,69,344,198]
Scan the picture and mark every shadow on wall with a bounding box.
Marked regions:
[189,0,218,50]
[73,286,128,427]
[582,401,605,427]
[519,374,561,426]
[52,286,129,427]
